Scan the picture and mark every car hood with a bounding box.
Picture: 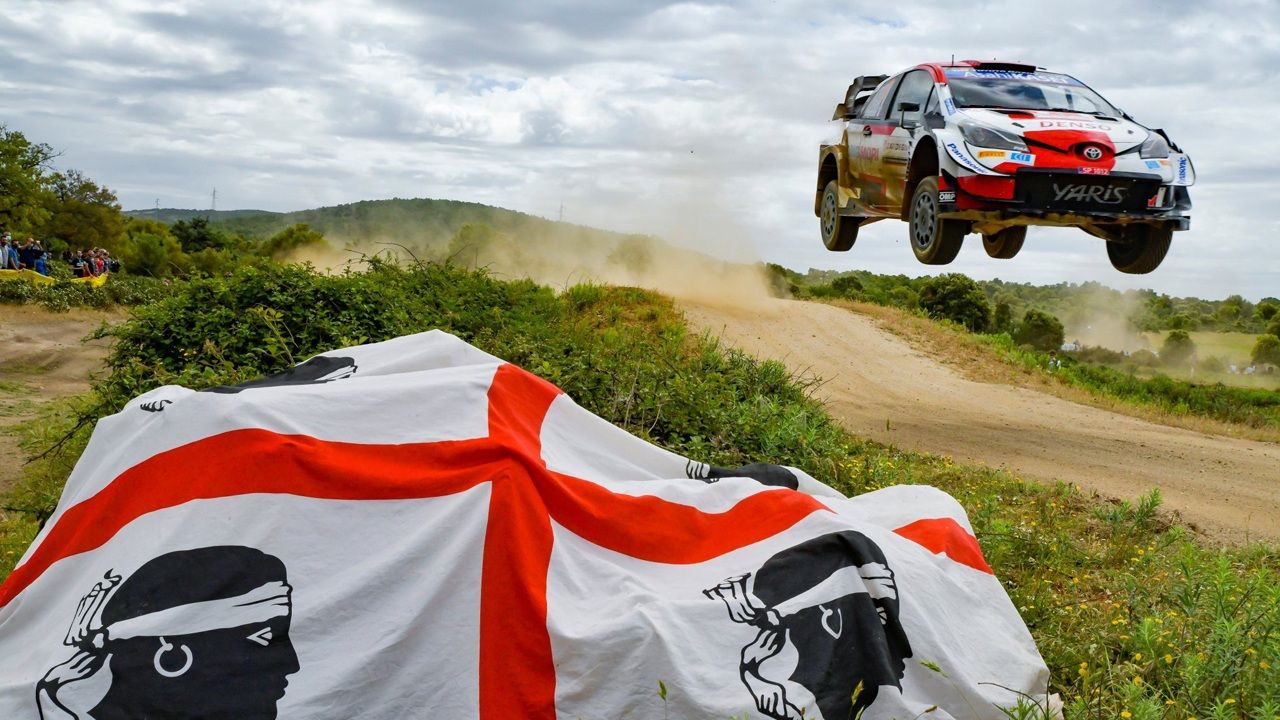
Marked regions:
[958,108,1147,150]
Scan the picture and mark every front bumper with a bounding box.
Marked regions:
[939,169,1192,232]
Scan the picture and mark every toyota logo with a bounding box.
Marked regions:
[1082,145,1104,161]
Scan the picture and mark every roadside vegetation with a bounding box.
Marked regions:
[2,260,1278,718]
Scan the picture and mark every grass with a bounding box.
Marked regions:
[1142,331,1262,365]
[1,261,1278,717]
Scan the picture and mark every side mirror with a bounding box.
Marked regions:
[898,101,921,128]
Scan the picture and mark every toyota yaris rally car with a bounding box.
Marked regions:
[816,60,1195,273]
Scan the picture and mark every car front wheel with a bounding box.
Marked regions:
[820,180,858,251]
[909,176,966,265]
[982,226,1026,259]
[1106,224,1172,274]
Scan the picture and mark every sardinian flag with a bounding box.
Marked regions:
[0,331,1053,719]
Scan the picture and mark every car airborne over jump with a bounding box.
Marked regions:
[816,60,1195,273]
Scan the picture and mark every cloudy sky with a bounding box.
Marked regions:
[2,0,1277,299]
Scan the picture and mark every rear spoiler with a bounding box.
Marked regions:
[832,74,888,120]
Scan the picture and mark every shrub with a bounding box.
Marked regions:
[1160,329,1196,367]
[1014,308,1064,351]
[919,273,991,332]
[1253,334,1280,366]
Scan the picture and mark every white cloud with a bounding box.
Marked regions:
[1,0,1275,298]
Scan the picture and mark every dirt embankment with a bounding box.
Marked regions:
[0,307,121,491]
[683,298,1280,545]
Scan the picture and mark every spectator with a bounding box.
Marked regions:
[1,234,17,270]
[34,251,48,276]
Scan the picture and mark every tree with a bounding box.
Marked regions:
[1255,299,1279,322]
[919,273,991,332]
[0,125,57,233]
[172,216,230,252]
[1014,308,1065,351]
[1252,334,1280,366]
[41,169,125,252]
[120,217,188,277]
[262,223,326,260]
[1159,330,1196,367]
[993,299,1014,334]
[1266,315,1280,339]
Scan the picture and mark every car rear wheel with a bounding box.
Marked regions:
[820,180,858,251]
[909,176,966,265]
[1106,224,1172,274]
[982,226,1026,259]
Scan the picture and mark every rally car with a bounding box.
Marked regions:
[816,60,1195,273]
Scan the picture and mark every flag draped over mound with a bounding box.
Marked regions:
[0,331,1053,720]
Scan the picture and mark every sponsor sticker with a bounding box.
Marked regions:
[977,150,1007,159]
[1009,152,1034,164]
[1176,155,1190,183]
[944,68,1085,86]
[1037,120,1114,131]
[1052,183,1128,205]
[943,98,957,115]
[1144,160,1162,170]
[939,191,956,202]
[945,142,987,173]
[1078,167,1110,176]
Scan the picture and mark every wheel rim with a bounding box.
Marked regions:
[821,190,837,240]
[912,192,936,250]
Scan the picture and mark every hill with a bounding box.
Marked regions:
[122,207,280,224]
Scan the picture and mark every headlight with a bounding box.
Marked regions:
[1140,132,1170,159]
[958,122,1027,152]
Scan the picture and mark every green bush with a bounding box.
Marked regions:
[1015,308,1065,351]
[1160,329,1197,367]
[919,273,991,332]
[1253,334,1280,366]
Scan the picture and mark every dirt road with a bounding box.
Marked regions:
[683,298,1280,544]
[0,307,120,491]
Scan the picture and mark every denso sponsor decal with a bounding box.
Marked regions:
[1037,120,1114,131]
[945,142,986,173]
[1053,183,1128,204]
[939,191,957,202]
[1078,167,1110,176]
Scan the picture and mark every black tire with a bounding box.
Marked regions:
[1106,224,1172,274]
[982,226,1026,259]
[819,180,858,251]
[908,176,966,265]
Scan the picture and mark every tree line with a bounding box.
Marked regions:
[0,125,326,279]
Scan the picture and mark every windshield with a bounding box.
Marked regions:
[944,68,1120,116]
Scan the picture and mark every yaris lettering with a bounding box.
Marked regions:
[1052,183,1127,205]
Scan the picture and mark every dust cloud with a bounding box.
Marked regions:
[1061,287,1150,352]
[288,213,781,310]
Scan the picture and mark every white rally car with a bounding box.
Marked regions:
[816,60,1195,273]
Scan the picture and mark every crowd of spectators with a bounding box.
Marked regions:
[67,248,119,277]
[1,231,50,275]
[1,229,120,278]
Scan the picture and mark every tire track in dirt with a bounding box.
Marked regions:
[0,307,120,492]
[682,298,1280,544]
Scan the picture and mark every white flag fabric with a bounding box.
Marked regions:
[0,331,1053,719]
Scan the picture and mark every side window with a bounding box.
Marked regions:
[890,70,934,122]
[858,75,901,120]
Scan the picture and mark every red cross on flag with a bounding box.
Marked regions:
[0,331,1053,719]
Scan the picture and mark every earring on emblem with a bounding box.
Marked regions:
[153,636,193,678]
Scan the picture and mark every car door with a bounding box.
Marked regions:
[845,74,901,215]
[871,69,934,214]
